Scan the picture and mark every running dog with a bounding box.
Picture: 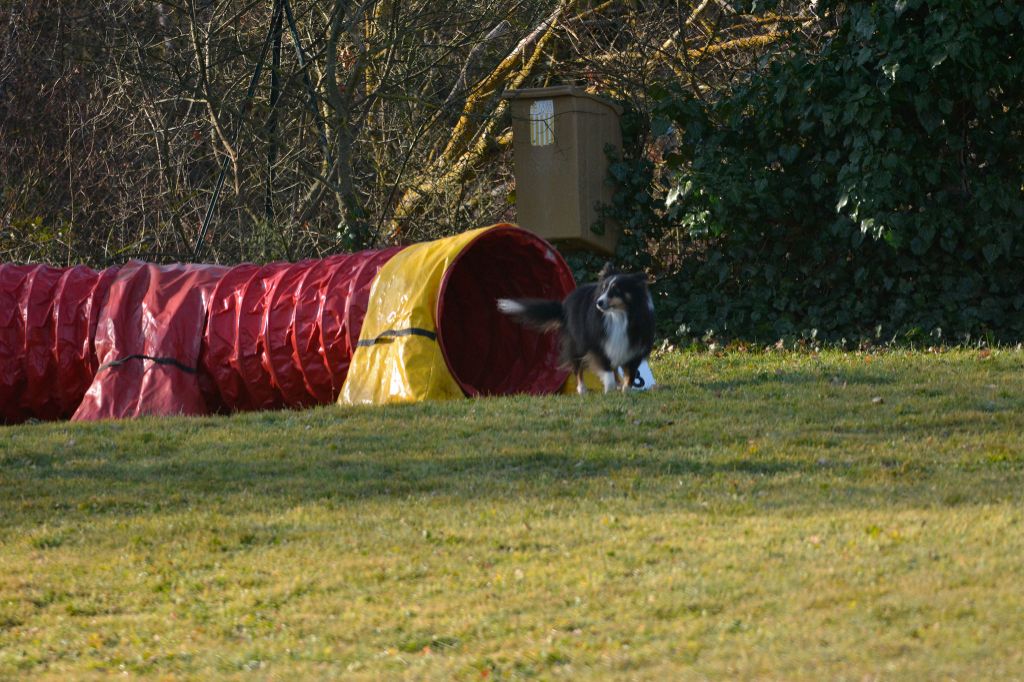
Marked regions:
[497,264,655,393]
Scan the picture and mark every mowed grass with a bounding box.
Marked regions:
[2,350,1023,680]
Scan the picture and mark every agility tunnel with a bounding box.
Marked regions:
[0,224,575,423]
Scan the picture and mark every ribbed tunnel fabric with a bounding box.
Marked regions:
[0,225,574,422]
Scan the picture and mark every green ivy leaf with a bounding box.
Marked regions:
[915,95,942,133]
[882,61,900,82]
[650,116,673,137]
[930,48,949,69]
[836,191,850,212]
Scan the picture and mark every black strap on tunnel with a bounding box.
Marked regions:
[356,328,437,347]
[97,354,198,374]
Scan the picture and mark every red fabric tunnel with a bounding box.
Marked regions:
[436,225,575,397]
[0,226,575,422]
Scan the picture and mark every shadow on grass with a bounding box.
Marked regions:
[3,432,1019,520]
[698,367,900,393]
[4,447,804,496]
[3,372,1023,520]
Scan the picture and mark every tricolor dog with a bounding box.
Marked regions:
[497,264,655,393]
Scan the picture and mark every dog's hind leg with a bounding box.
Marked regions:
[569,356,587,394]
[584,352,618,394]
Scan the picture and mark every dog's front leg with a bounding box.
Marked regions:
[620,359,642,392]
[620,368,635,392]
[599,370,617,394]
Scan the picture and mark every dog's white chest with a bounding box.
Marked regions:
[602,311,632,368]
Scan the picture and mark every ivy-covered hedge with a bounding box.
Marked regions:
[611,0,1024,345]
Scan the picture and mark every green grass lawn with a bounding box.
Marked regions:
[2,350,1023,680]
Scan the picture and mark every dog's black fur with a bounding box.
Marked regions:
[497,264,655,393]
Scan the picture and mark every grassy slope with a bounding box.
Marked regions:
[1,350,1023,680]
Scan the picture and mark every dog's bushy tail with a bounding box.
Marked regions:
[496,298,564,332]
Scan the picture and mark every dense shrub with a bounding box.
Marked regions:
[611,0,1024,345]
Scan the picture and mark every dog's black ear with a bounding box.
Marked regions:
[598,261,617,280]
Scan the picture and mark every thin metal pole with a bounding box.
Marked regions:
[192,0,284,262]
[265,1,283,223]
